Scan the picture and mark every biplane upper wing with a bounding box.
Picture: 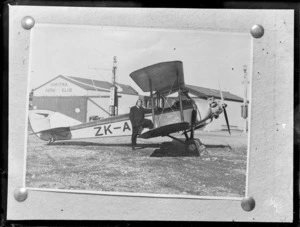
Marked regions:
[129,61,185,94]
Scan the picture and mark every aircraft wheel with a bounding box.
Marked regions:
[186,141,197,152]
[48,134,56,144]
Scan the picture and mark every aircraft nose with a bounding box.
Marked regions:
[210,102,218,108]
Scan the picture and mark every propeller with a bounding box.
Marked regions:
[223,106,231,135]
[219,84,231,135]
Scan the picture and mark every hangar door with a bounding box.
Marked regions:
[32,96,87,123]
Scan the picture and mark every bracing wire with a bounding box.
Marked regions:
[156,78,178,125]
[91,78,97,92]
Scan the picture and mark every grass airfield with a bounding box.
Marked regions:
[26,130,247,198]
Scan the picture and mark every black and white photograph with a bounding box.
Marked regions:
[7,5,294,222]
[25,25,252,198]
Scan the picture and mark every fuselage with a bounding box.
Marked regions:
[33,99,198,142]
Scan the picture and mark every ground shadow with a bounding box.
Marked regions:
[205,144,232,150]
[49,141,160,148]
[150,140,200,157]
[49,141,230,156]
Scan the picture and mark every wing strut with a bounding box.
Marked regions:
[177,68,184,122]
[149,78,155,127]
[177,70,184,122]
[178,88,184,122]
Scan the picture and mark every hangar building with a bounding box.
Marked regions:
[32,75,139,123]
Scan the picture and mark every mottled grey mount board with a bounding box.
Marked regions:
[8,7,293,222]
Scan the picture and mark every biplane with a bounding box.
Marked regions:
[29,61,230,152]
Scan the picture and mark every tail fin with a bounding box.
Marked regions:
[28,110,82,134]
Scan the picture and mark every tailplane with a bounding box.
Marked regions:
[28,110,82,141]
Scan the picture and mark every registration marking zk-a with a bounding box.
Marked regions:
[94,121,131,137]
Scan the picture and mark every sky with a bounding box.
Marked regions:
[29,24,252,98]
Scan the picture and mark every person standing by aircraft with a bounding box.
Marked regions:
[129,99,153,150]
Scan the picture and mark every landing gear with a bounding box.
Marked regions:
[186,140,198,152]
[48,134,56,144]
[168,135,205,155]
[185,138,206,153]
[182,109,201,153]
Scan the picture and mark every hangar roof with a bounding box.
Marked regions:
[34,75,138,95]
[67,76,138,95]
[185,84,244,103]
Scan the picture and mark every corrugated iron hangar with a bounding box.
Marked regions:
[32,75,246,132]
[32,75,139,123]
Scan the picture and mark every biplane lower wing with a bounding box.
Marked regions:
[139,122,190,139]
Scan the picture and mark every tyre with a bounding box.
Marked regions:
[48,134,56,144]
[186,140,197,152]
